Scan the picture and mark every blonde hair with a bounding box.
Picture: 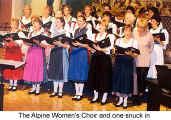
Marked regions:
[136,18,148,28]
[24,5,31,10]
[11,18,19,26]
[99,18,109,29]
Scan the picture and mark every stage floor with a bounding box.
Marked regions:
[3,84,171,111]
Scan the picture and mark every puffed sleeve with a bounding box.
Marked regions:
[86,23,93,40]
[105,34,115,54]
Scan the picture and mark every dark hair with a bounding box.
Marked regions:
[77,10,85,18]
[151,15,161,25]
[103,11,112,20]
[77,15,86,22]
[126,6,135,14]
[148,7,160,17]
[56,17,65,27]
[102,3,111,10]
[63,4,72,12]
[123,24,133,32]
[139,7,146,15]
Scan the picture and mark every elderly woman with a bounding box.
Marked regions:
[133,18,154,105]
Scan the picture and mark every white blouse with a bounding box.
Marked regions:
[115,38,138,49]
[150,27,169,49]
[91,32,115,54]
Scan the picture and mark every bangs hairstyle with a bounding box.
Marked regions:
[126,6,135,14]
[11,18,19,25]
[151,16,161,24]
[103,11,112,19]
[56,17,65,27]
[77,10,85,17]
[31,16,42,25]
[77,15,86,22]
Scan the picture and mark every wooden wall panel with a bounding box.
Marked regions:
[0,0,12,31]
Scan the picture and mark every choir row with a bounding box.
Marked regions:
[0,4,169,109]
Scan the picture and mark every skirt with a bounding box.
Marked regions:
[48,47,69,82]
[87,52,112,93]
[112,55,134,97]
[147,44,164,79]
[23,46,47,84]
[3,45,23,80]
[68,47,88,83]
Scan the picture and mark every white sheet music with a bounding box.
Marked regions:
[0,59,25,69]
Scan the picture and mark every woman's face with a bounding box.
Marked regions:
[127,9,133,14]
[55,11,63,18]
[97,24,106,33]
[55,19,63,29]
[24,8,31,18]
[104,6,110,12]
[84,6,91,16]
[103,15,110,22]
[11,22,18,30]
[148,10,154,19]
[64,7,71,16]
[32,21,41,31]
[137,26,146,34]
[76,11,83,18]
[124,27,132,38]
[150,19,159,29]
[77,17,85,28]
[43,8,50,17]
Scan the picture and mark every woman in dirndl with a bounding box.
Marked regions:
[147,16,169,80]
[68,15,92,101]
[87,19,115,105]
[23,17,47,95]
[48,17,69,98]
[3,18,24,91]
[112,25,138,109]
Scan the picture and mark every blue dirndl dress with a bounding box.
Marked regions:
[68,27,89,83]
[112,55,134,97]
